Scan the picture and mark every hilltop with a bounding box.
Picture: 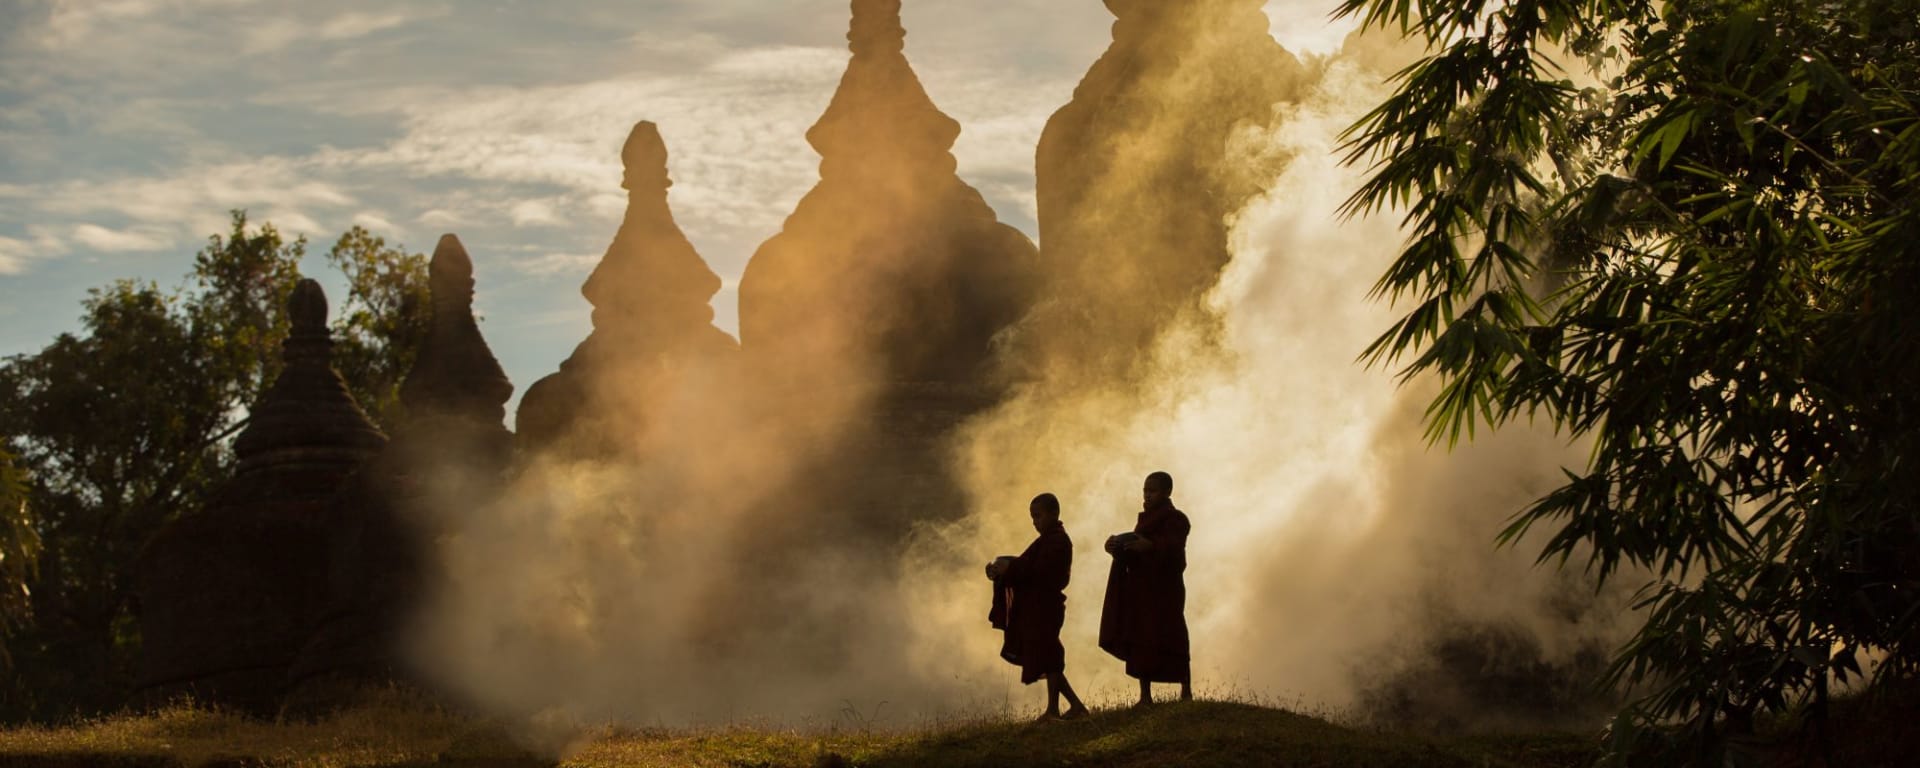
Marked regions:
[0,698,1596,768]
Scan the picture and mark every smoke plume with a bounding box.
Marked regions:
[402,13,1636,745]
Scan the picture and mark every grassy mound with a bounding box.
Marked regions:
[0,698,1596,768]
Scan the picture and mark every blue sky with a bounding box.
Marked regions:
[0,0,1356,413]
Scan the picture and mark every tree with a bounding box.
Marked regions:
[187,212,308,410]
[0,280,233,718]
[1338,0,1920,761]
[326,226,430,427]
[0,212,430,721]
[0,446,35,673]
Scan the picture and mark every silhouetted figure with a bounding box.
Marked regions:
[1099,471,1192,705]
[987,493,1088,721]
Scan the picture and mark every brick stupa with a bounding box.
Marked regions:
[737,0,1038,393]
[286,235,514,711]
[1032,0,1308,379]
[734,0,1039,538]
[516,121,738,457]
[138,279,386,714]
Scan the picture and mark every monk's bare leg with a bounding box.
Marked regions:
[1136,678,1152,707]
[1041,674,1062,719]
[1051,672,1088,719]
[1179,673,1192,702]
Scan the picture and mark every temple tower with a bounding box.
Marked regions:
[285,235,515,711]
[138,279,385,714]
[1032,0,1309,379]
[516,121,738,458]
[737,0,1038,395]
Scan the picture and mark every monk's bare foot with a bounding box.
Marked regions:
[1061,706,1090,720]
[1033,710,1061,723]
[1180,691,1193,702]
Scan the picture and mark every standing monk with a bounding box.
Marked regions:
[987,493,1089,721]
[1100,471,1192,705]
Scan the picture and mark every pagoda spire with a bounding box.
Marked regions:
[232,278,384,476]
[399,234,513,427]
[737,0,1035,386]
[515,121,736,455]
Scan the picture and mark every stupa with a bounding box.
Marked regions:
[734,0,1040,536]
[285,235,514,710]
[137,279,386,714]
[1032,0,1308,378]
[516,121,738,457]
[737,0,1038,393]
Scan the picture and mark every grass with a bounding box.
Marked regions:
[0,695,1599,768]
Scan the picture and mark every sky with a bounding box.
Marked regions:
[0,0,1360,413]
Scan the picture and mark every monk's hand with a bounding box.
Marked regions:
[985,562,1001,579]
[1124,536,1154,553]
[1104,536,1123,555]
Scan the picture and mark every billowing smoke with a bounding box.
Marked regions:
[910,52,1635,726]
[399,6,1635,744]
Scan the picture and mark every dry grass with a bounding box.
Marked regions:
[0,694,1599,768]
[0,691,483,767]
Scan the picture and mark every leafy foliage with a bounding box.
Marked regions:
[1338,0,1920,761]
[0,447,36,670]
[326,226,430,427]
[0,280,236,718]
[0,212,428,722]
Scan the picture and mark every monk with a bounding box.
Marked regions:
[1099,471,1192,705]
[986,493,1089,721]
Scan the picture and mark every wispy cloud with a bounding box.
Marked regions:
[0,237,39,275]
[350,211,401,235]
[38,0,260,49]
[33,157,355,236]
[511,252,602,277]
[0,227,71,274]
[71,223,177,252]
[243,6,448,56]
[509,199,564,228]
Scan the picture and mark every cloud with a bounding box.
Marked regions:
[511,252,602,277]
[417,209,465,227]
[320,9,435,40]
[71,223,176,252]
[510,199,564,228]
[243,7,448,56]
[0,156,361,265]
[0,226,71,274]
[38,0,259,49]
[351,211,400,235]
[37,159,352,221]
[0,238,35,274]
[1265,0,1362,56]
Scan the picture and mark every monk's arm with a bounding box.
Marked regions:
[1005,536,1069,588]
[1129,516,1189,567]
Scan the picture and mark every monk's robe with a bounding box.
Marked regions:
[990,521,1072,684]
[1099,498,1191,682]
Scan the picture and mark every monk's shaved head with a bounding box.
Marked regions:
[1030,492,1061,517]
[1145,471,1173,492]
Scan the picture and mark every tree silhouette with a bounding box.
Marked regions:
[0,212,428,721]
[1340,0,1920,761]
